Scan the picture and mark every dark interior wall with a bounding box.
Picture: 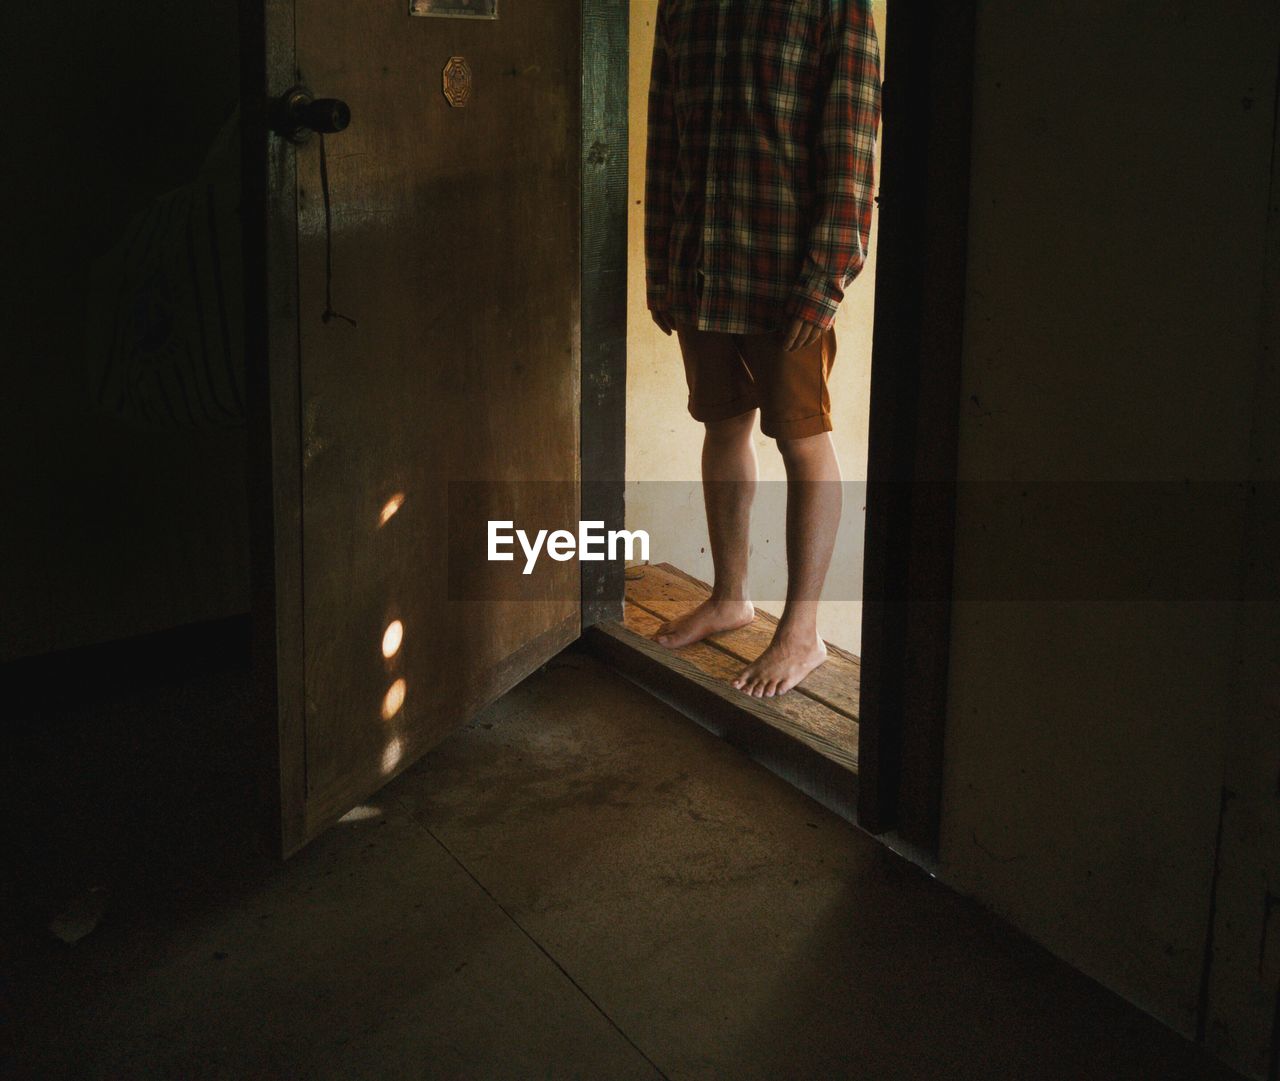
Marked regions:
[934,2,1279,1075]
[2,3,248,661]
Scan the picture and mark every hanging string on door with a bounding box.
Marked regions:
[318,132,357,328]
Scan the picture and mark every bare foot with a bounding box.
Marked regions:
[732,632,827,697]
[652,598,754,649]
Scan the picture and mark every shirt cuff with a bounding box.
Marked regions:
[646,282,671,311]
[785,277,842,331]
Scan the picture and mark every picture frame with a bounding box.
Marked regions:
[410,0,498,18]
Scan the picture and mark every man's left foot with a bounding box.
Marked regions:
[732,633,827,698]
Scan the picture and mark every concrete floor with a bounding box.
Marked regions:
[0,642,1241,1080]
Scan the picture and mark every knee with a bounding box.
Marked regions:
[776,431,822,460]
[776,431,835,472]
[704,411,757,446]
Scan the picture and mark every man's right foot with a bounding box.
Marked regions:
[652,598,754,649]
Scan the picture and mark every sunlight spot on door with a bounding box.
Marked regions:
[379,492,406,527]
[339,804,383,823]
[382,678,407,720]
[381,738,404,775]
[382,620,404,659]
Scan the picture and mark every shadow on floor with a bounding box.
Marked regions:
[0,631,1243,1080]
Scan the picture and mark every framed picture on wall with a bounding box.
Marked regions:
[410,0,498,17]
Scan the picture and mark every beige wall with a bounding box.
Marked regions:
[934,3,1279,1077]
[626,1,888,653]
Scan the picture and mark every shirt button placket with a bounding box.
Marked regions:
[700,0,729,325]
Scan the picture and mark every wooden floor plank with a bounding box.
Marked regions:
[627,563,861,719]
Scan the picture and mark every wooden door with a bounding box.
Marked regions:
[243,0,582,856]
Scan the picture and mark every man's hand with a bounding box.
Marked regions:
[651,309,674,335]
[783,317,824,352]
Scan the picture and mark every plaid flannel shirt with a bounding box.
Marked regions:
[645,0,882,334]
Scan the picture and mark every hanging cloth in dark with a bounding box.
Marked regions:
[84,107,246,430]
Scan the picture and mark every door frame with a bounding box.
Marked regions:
[578,0,976,856]
[579,0,628,629]
[855,0,976,851]
[241,0,306,857]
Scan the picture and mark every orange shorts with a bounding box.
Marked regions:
[674,323,837,440]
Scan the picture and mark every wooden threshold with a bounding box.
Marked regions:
[584,563,860,824]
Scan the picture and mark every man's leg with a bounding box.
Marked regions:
[732,431,841,697]
[653,410,758,647]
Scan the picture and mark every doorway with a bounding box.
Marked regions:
[607,2,885,792]
[623,1,885,661]
[585,0,972,852]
